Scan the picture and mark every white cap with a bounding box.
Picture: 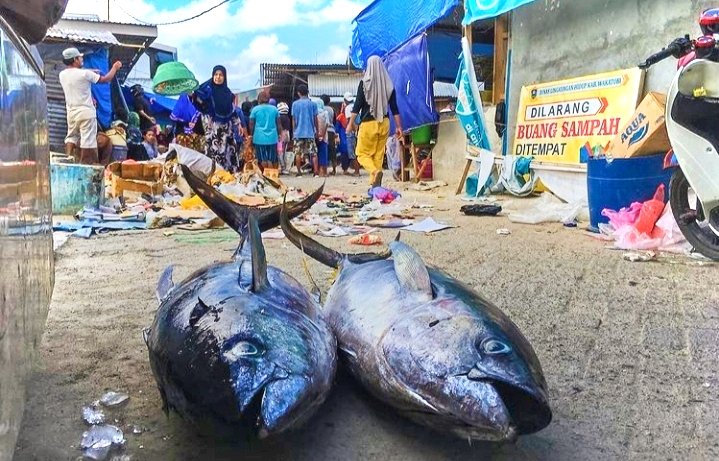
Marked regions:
[343,91,354,102]
[62,47,83,60]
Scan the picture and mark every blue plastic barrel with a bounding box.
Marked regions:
[587,154,672,232]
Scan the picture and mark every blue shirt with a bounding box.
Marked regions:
[291,97,317,139]
[250,104,279,145]
[143,141,158,159]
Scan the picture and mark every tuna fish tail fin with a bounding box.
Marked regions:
[280,195,392,268]
[388,241,433,301]
[247,214,270,292]
[179,164,324,253]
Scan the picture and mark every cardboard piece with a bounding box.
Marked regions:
[608,92,671,158]
[107,161,164,198]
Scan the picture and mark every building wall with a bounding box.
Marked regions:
[507,0,716,150]
[431,106,501,186]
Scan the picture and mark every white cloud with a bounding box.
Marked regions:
[65,0,366,45]
[63,0,368,90]
[317,45,349,64]
[225,34,294,90]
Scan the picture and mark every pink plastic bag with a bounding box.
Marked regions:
[602,202,643,229]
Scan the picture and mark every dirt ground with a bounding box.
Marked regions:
[12,174,719,461]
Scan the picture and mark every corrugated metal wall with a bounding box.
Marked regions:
[44,59,67,152]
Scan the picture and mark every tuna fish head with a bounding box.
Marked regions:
[377,242,551,441]
[219,302,331,438]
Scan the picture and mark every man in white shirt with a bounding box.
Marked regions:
[59,47,122,164]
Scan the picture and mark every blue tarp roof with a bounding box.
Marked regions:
[384,34,438,131]
[428,30,493,82]
[350,0,459,69]
[351,0,538,68]
[121,85,177,114]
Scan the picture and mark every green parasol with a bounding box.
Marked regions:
[152,62,199,95]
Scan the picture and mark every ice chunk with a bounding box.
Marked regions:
[80,425,125,460]
[82,406,106,425]
[99,391,130,407]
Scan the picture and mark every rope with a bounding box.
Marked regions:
[112,0,237,26]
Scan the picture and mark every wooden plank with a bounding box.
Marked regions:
[493,14,509,105]
[455,159,473,195]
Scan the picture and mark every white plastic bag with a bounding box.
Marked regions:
[507,193,588,224]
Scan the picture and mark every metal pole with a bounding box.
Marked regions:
[107,0,110,21]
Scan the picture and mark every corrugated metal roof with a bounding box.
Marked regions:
[61,14,147,27]
[45,27,121,45]
[308,73,362,97]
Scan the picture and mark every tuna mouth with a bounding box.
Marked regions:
[487,380,552,435]
[236,375,315,439]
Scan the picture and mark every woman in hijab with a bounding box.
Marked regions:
[346,55,403,188]
[195,65,242,172]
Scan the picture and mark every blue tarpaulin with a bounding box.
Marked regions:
[384,34,438,131]
[427,30,493,82]
[351,0,459,68]
[463,0,537,25]
[122,85,177,114]
[83,48,111,129]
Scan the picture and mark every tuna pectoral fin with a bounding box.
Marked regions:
[388,241,433,301]
[156,265,175,303]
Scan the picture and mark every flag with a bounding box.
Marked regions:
[455,37,492,150]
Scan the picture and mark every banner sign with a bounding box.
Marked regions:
[513,68,644,164]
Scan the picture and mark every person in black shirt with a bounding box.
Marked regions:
[130,84,156,132]
[346,56,403,188]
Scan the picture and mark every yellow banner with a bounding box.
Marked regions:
[513,68,645,164]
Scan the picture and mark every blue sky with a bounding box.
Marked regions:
[64,0,372,91]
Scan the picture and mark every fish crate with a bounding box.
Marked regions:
[107,161,164,198]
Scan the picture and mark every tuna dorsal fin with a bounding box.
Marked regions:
[156,265,175,303]
[389,241,433,301]
[189,297,211,328]
[248,214,269,292]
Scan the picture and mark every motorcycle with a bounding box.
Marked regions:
[640,35,719,260]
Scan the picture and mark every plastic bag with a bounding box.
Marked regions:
[602,202,642,228]
[368,186,400,204]
[507,193,587,224]
[460,204,502,216]
[348,233,383,245]
[167,143,220,179]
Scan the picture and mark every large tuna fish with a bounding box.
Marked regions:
[280,205,552,442]
[145,166,336,438]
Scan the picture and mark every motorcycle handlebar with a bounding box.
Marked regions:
[639,45,680,70]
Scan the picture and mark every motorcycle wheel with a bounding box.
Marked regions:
[670,168,719,260]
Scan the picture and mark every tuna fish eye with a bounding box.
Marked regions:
[224,340,263,360]
[480,339,511,355]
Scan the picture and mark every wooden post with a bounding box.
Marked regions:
[493,14,509,105]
